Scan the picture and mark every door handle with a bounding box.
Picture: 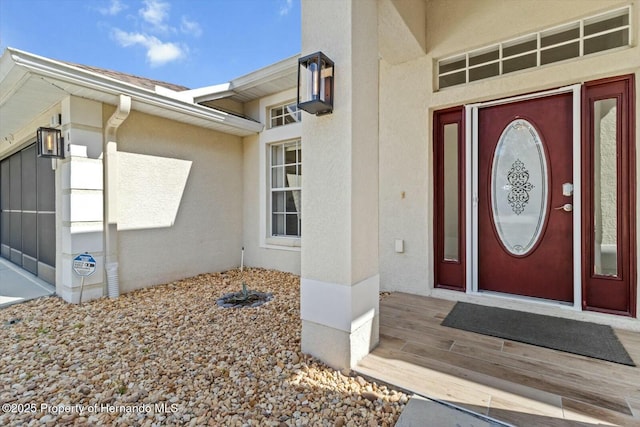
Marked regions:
[554,203,573,212]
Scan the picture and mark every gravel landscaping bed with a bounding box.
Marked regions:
[1,268,407,426]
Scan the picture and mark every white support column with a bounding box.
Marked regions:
[300,0,380,369]
[58,96,105,303]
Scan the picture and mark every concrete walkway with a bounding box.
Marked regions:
[0,257,55,308]
[395,395,511,427]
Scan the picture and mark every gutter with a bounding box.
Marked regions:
[103,94,131,298]
[8,48,263,135]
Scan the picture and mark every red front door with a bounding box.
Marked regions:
[478,93,574,302]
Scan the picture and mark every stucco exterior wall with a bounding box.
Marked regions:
[379,56,432,295]
[377,0,640,308]
[110,109,244,292]
[241,89,301,274]
[300,0,381,369]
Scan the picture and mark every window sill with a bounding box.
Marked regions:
[263,236,301,251]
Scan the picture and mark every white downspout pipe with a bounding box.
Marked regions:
[104,94,131,298]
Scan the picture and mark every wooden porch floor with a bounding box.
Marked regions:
[356,293,640,426]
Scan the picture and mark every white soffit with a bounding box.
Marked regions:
[191,54,299,104]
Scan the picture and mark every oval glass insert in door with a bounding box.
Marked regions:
[491,119,549,256]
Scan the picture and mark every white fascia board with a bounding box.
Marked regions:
[0,48,18,81]
[193,89,236,104]
[0,59,28,108]
[6,48,263,134]
[181,83,234,103]
[193,54,300,103]
[230,54,299,89]
[166,54,300,105]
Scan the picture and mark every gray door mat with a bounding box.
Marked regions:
[442,302,635,366]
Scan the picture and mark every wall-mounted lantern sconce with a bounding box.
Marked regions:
[36,127,65,159]
[297,51,334,116]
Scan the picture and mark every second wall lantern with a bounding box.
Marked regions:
[36,127,65,159]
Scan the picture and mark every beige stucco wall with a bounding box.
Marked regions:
[241,89,301,274]
[379,56,432,294]
[378,0,640,306]
[110,109,244,292]
[301,0,380,286]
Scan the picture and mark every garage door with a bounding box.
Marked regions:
[0,143,56,284]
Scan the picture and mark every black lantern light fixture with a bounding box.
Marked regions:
[297,51,334,116]
[36,127,64,159]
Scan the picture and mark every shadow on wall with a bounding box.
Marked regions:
[117,152,192,231]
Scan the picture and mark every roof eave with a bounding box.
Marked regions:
[5,48,263,136]
[189,54,300,104]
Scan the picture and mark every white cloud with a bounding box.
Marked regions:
[279,0,293,16]
[112,28,185,67]
[105,0,198,67]
[99,0,127,16]
[139,0,171,32]
[180,16,202,38]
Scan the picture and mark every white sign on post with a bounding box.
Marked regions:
[73,253,96,277]
[73,253,96,305]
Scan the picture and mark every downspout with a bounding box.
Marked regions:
[104,94,131,298]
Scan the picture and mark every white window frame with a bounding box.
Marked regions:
[437,6,631,89]
[258,91,302,251]
[269,101,301,129]
[269,139,302,240]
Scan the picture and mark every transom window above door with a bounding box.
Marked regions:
[437,6,631,89]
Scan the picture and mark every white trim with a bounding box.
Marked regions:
[191,55,299,103]
[301,275,379,333]
[264,236,301,252]
[571,84,582,311]
[464,105,476,294]
[269,139,302,238]
[268,101,302,129]
[466,84,582,309]
[257,89,303,251]
[437,5,632,89]
[5,48,263,136]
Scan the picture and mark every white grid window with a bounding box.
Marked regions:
[270,140,301,237]
[270,102,301,128]
[437,7,631,89]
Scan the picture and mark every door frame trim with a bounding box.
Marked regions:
[465,84,582,310]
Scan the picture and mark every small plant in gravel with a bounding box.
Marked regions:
[114,380,128,395]
[217,283,274,308]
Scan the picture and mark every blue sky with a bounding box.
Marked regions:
[0,0,301,89]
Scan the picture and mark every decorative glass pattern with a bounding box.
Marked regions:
[507,159,534,215]
[491,120,548,256]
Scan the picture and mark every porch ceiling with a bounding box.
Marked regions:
[379,0,427,64]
